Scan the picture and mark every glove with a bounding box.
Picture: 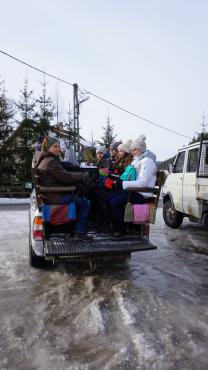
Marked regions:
[104,177,114,189]
[109,173,120,180]
[113,178,123,189]
[76,181,88,197]
[82,172,90,186]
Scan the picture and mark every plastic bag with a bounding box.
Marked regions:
[124,202,133,222]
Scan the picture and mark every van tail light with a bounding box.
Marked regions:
[33,216,44,241]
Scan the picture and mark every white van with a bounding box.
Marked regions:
[162,137,208,228]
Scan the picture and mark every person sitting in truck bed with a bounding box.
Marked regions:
[109,141,122,171]
[96,146,110,169]
[106,135,157,237]
[89,140,133,230]
[35,136,92,242]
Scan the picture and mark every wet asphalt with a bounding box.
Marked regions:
[0,204,208,370]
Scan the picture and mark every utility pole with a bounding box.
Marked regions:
[73,83,80,153]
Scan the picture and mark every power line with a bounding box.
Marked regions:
[82,88,191,139]
[0,50,73,87]
[0,49,191,139]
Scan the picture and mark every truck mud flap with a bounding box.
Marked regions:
[45,237,157,257]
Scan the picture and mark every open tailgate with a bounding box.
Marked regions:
[44,236,157,257]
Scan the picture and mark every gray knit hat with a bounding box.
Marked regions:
[96,146,107,154]
[42,136,60,152]
[130,135,147,152]
[109,141,122,151]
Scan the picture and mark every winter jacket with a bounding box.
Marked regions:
[131,150,156,178]
[122,156,157,198]
[35,153,83,204]
[96,158,110,169]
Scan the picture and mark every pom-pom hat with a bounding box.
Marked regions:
[130,135,147,152]
[117,139,132,154]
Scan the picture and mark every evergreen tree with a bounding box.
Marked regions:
[35,74,54,136]
[0,80,14,145]
[63,100,74,145]
[189,117,208,144]
[15,77,37,149]
[0,80,15,187]
[16,77,36,121]
[189,131,208,144]
[14,78,38,183]
[98,115,117,148]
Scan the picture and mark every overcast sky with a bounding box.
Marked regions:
[1,0,208,160]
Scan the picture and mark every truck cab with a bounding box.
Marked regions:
[163,137,208,228]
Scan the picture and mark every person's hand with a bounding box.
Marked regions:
[109,173,120,180]
[113,178,123,189]
[77,180,88,196]
[82,172,90,185]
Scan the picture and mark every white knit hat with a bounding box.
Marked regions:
[117,139,132,154]
[130,135,147,152]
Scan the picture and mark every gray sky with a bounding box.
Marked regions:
[1,0,208,160]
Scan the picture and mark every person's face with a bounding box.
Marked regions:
[110,149,117,157]
[132,148,142,157]
[118,149,126,158]
[97,152,104,161]
[48,142,61,156]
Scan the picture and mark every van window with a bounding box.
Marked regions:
[198,143,208,177]
[174,151,185,173]
[186,148,199,173]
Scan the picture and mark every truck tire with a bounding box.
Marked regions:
[29,237,45,268]
[163,199,183,228]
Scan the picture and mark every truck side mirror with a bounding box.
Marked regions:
[168,164,174,173]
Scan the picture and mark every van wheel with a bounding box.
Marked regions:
[163,200,183,228]
[29,239,45,268]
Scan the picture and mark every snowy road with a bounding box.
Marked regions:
[0,204,208,370]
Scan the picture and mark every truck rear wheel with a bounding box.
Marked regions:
[29,238,45,268]
[163,199,183,228]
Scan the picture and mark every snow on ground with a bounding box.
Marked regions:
[0,198,30,204]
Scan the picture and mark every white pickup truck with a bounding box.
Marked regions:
[162,137,208,228]
[29,167,167,269]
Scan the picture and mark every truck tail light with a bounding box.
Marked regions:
[33,216,44,241]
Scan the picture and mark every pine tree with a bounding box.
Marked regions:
[189,116,208,144]
[0,80,15,187]
[14,78,38,183]
[0,80,14,145]
[16,77,36,121]
[63,100,74,145]
[35,74,54,136]
[98,115,117,148]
